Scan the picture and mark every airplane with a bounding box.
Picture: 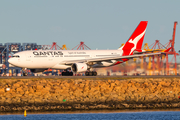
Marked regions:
[8,21,164,76]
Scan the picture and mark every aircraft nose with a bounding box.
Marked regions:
[8,58,12,63]
[8,58,16,65]
[8,58,12,64]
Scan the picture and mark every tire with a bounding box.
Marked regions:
[62,72,65,76]
[89,72,93,76]
[65,72,68,76]
[69,72,73,76]
[85,72,89,76]
[23,73,27,76]
[93,71,97,76]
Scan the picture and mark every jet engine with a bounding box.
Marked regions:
[30,69,47,73]
[71,63,88,73]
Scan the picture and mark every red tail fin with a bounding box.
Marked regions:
[119,21,148,55]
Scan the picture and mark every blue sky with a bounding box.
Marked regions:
[0,0,180,52]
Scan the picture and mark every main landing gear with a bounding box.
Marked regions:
[62,69,73,76]
[85,71,97,76]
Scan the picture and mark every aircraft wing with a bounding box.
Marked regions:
[133,47,172,54]
[63,52,165,65]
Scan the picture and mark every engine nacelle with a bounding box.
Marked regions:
[30,69,47,73]
[71,63,88,73]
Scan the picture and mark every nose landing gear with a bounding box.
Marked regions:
[22,68,28,76]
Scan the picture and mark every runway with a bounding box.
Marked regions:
[0,75,180,79]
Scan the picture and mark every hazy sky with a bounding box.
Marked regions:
[0,0,180,52]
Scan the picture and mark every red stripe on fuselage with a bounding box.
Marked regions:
[114,58,129,65]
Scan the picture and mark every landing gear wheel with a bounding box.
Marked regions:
[89,72,93,76]
[22,68,28,76]
[62,70,73,76]
[85,72,89,76]
[85,71,97,76]
[69,72,73,76]
[92,71,97,76]
[23,72,28,76]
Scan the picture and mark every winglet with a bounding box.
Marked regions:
[163,47,172,52]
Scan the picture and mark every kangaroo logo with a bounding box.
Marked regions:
[128,29,146,55]
[121,29,146,55]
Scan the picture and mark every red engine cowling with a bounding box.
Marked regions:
[71,63,88,73]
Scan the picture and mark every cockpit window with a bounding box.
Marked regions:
[12,55,20,58]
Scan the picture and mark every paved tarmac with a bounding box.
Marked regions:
[0,75,180,79]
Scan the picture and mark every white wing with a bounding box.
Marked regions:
[62,52,165,65]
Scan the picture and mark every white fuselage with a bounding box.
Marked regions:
[8,49,124,69]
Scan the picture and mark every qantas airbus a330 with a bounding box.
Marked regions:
[8,21,164,76]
